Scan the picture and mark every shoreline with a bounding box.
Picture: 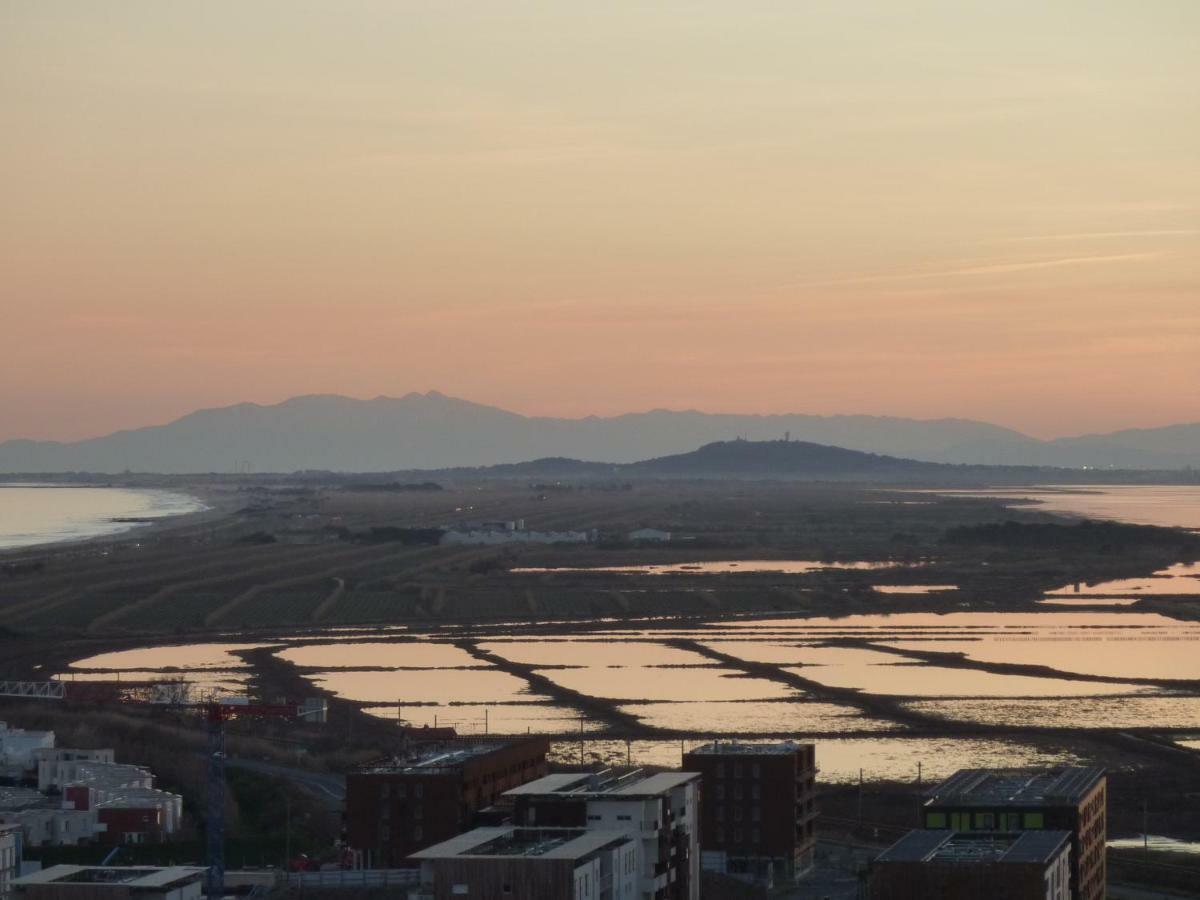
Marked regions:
[0,483,239,560]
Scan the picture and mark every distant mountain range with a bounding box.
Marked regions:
[1,392,1198,474]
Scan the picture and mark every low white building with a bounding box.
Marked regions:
[441,529,592,546]
[0,726,54,770]
[34,749,116,792]
[0,808,100,848]
[628,528,671,542]
[1,823,21,900]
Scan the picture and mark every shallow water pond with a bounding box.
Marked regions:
[551,736,1082,783]
[277,642,484,669]
[617,700,905,734]
[362,702,603,735]
[906,696,1200,730]
[536,665,799,702]
[71,643,275,670]
[312,668,540,704]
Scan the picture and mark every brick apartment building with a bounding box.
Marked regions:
[869,829,1073,900]
[923,767,1106,900]
[345,738,549,867]
[682,741,817,885]
[505,770,701,900]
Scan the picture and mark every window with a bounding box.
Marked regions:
[751,784,760,800]
[413,825,423,841]
[926,813,947,828]
[752,805,760,822]
[716,784,725,800]
[734,763,743,779]
[975,813,994,829]
[1024,812,1045,829]
[734,784,743,800]
[752,828,760,844]
[752,763,761,778]
[414,784,423,799]
[716,805,725,821]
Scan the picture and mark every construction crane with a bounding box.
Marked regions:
[203,700,325,898]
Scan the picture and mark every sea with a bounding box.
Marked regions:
[0,484,207,551]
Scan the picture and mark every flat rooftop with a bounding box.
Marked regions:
[504,769,699,798]
[412,827,632,862]
[14,865,206,888]
[686,740,814,756]
[358,742,512,775]
[925,767,1105,807]
[877,830,1072,866]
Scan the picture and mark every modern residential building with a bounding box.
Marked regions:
[869,829,1072,900]
[923,767,1106,900]
[682,741,817,885]
[34,749,117,791]
[505,770,701,900]
[0,807,100,849]
[873,830,1070,900]
[346,738,550,866]
[410,826,639,900]
[1,824,21,900]
[12,865,205,899]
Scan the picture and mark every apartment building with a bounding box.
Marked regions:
[869,829,1073,900]
[410,826,640,900]
[346,738,549,866]
[682,741,817,885]
[505,770,701,900]
[923,767,1106,900]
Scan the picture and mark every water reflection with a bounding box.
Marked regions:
[1047,562,1200,596]
[278,642,485,669]
[906,696,1200,730]
[881,634,1200,681]
[480,641,710,667]
[512,560,907,575]
[312,668,540,704]
[550,737,1081,783]
[362,703,602,734]
[536,666,799,702]
[618,700,905,734]
[71,643,275,670]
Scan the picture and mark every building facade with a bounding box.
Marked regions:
[505,770,701,900]
[411,826,639,900]
[682,741,817,885]
[923,768,1106,900]
[869,830,1072,900]
[0,824,21,900]
[346,738,549,867]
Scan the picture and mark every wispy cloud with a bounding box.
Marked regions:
[800,252,1164,288]
[998,230,1198,242]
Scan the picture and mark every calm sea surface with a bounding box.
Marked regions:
[0,485,206,550]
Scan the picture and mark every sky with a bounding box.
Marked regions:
[2,1,1198,442]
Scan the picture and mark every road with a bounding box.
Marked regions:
[226,758,346,811]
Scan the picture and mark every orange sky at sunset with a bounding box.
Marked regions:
[3,2,1198,442]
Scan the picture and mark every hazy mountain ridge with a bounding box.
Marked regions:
[0,392,1196,473]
